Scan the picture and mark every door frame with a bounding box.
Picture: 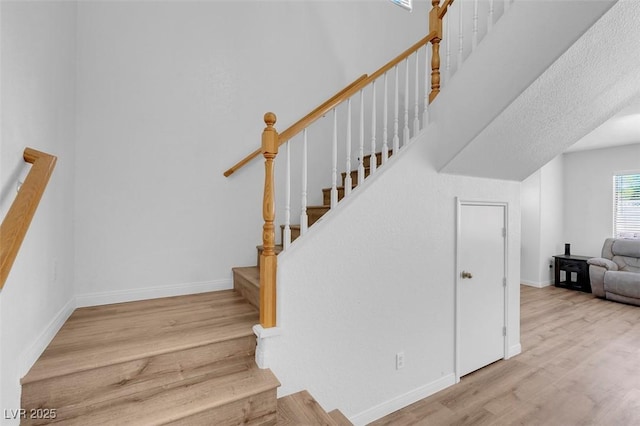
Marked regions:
[455,198,509,382]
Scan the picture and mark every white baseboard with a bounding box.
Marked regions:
[20,297,76,378]
[349,374,456,426]
[521,280,552,288]
[508,343,522,358]
[75,279,233,308]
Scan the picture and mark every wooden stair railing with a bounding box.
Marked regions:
[0,148,57,289]
[224,73,369,178]
[225,0,514,328]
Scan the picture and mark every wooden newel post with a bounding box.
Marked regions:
[429,0,443,103]
[260,112,278,328]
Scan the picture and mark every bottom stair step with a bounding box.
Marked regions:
[24,362,280,426]
[328,409,353,425]
[277,390,338,426]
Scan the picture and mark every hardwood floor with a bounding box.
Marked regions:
[371,285,640,425]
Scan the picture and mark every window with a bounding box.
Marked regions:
[389,0,412,11]
[613,172,640,239]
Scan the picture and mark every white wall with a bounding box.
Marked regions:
[563,143,640,257]
[0,1,77,419]
[522,142,640,286]
[73,0,432,304]
[539,156,564,282]
[521,156,565,287]
[267,127,521,423]
[520,170,541,284]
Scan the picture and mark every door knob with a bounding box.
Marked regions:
[461,271,473,279]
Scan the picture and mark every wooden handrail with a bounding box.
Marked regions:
[367,32,437,84]
[223,147,261,178]
[438,0,455,19]
[280,32,438,143]
[277,73,368,144]
[224,32,438,179]
[223,74,368,177]
[0,148,57,289]
[278,32,437,146]
[277,33,434,144]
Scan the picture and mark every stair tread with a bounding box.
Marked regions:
[308,205,331,210]
[277,390,337,426]
[232,266,260,287]
[23,290,258,384]
[328,409,353,425]
[281,224,301,230]
[361,149,393,167]
[46,362,279,426]
[22,342,258,415]
[322,184,357,192]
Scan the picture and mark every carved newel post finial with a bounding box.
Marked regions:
[264,112,276,128]
[262,112,278,155]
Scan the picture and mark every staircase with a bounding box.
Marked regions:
[233,151,389,308]
[21,290,351,425]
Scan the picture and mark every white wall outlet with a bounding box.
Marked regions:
[396,352,405,370]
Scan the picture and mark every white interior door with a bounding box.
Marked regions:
[458,201,506,377]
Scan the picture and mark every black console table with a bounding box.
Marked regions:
[553,254,593,293]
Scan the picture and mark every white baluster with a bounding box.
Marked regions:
[403,58,410,146]
[472,0,479,50]
[345,98,353,197]
[283,140,291,249]
[423,43,429,127]
[488,0,494,33]
[445,16,451,82]
[358,90,365,185]
[457,0,464,72]
[413,51,420,136]
[370,81,377,174]
[300,129,308,235]
[393,65,400,153]
[383,73,389,164]
[331,108,338,208]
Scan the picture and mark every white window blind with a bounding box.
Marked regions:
[613,172,640,239]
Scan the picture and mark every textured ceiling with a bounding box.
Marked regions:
[438,0,640,181]
[566,97,640,152]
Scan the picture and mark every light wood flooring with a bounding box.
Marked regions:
[371,285,640,425]
[21,290,281,425]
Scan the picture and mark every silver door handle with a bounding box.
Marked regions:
[461,271,473,279]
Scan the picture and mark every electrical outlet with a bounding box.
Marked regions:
[396,352,405,370]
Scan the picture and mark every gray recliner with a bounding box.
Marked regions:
[588,238,640,306]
